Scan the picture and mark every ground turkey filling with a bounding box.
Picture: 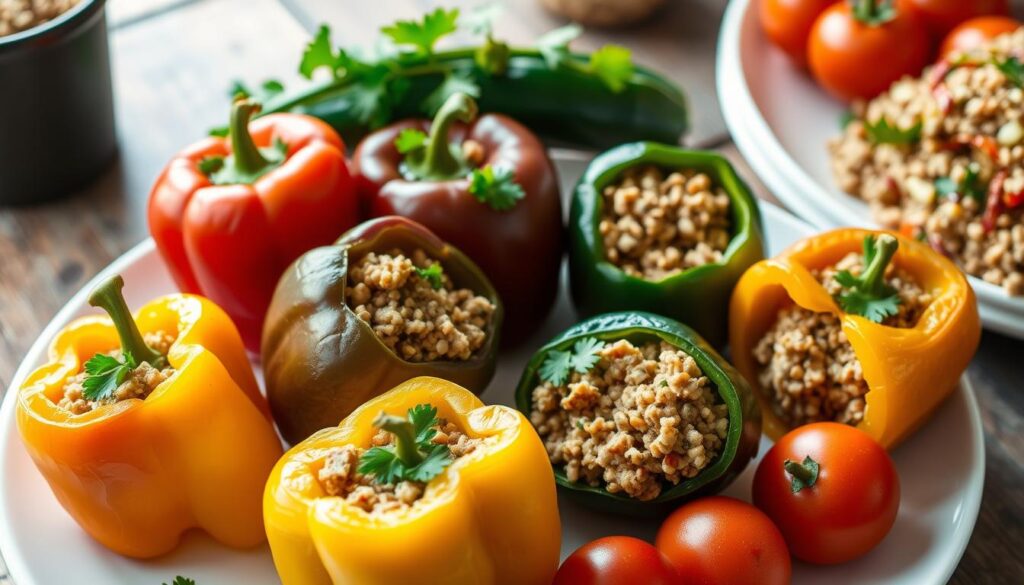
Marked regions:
[599,165,732,280]
[829,28,1024,295]
[346,248,495,362]
[529,340,729,501]
[317,419,483,513]
[58,331,176,415]
[754,254,933,427]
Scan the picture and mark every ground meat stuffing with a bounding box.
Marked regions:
[0,0,79,37]
[57,331,176,415]
[346,248,495,362]
[317,418,483,514]
[829,28,1024,295]
[599,165,732,280]
[529,339,729,501]
[753,254,934,427]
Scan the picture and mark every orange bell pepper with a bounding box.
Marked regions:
[729,229,980,448]
[16,275,283,558]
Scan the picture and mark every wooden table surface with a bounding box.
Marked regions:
[0,0,1021,583]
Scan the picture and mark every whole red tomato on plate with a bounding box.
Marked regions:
[760,0,837,66]
[553,536,679,585]
[939,15,1021,60]
[906,0,1009,37]
[655,496,791,585]
[808,0,930,101]
[752,422,900,565]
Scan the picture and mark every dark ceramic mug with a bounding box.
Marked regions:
[0,0,116,205]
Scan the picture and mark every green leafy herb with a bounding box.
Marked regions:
[833,234,902,323]
[576,419,585,431]
[468,165,525,211]
[163,577,196,585]
[864,118,922,145]
[81,352,136,402]
[415,263,445,290]
[995,56,1024,87]
[381,8,459,56]
[228,79,285,101]
[784,456,820,493]
[299,24,350,79]
[588,45,633,93]
[539,337,606,386]
[422,71,482,115]
[536,24,581,68]
[935,163,987,203]
[395,128,428,154]
[358,404,453,485]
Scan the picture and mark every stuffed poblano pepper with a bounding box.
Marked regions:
[262,216,503,444]
[514,312,760,517]
[568,142,765,347]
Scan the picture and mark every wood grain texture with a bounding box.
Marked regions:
[0,0,1023,583]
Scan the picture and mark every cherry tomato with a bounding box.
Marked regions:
[656,496,791,585]
[759,0,837,66]
[808,0,930,101]
[939,16,1021,61]
[906,0,1009,38]
[553,536,680,585]
[752,422,900,565]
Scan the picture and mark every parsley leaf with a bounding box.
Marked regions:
[568,337,604,373]
[936,163,987,203]
[357,404,455,485]
[415,263,445,290]
[409,404,440,443]
[995,56,1024,87]
[588,45,634,92]
[81,351,136,402]
[406,444,452,482]
[395,128,427,154]
[300,25,349,79]
[358,446,406,485]
[468,165,525,211]
[837,290,902,323]
[538,337,606,385]
[833,234,902,323]
[163,578,196,585]
[864,118,922,145]
[381,8,459,56]
[537,24,582,68]
[422,71,482,115]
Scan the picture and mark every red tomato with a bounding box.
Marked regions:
[752,422,900,565]
[939,16,1021,61]
[759,0,837,66]
[808,0,931,101]
[906,0,1009,37]
[656,496,791,585]
[553,536,680,585]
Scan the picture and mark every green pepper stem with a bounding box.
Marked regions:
[784,459,816,484]
[228,98,271,176]
[406,92,478,180]
[860,234,899,295]
[88,275,165,368]
[373,412,424,467]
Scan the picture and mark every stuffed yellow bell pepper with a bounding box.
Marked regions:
[16,275,283,558]
[264,376,561,585]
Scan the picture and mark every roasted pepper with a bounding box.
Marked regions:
[354,92,562,344]
[568,142,765,348]
[148,97,359,352]
[264,376,561,585]
[262,216,503,444]
[16,275,282,558]
[514,312,761,517]
[729,229,981,448]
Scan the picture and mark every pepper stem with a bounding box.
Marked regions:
[405,92,478,181]
[373,412,424,467]
[784,459,815,484]
[228,98,271,175]
[860,234,899,295]
[88,275,165,368]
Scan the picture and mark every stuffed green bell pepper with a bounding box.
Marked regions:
[262,216,503,444]
[514,312,760,517]
[568,142,765,347]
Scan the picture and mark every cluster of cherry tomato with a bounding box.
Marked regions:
[759,0,1020,100]
[552,423,900,585]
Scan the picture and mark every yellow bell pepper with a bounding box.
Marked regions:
[264,376,561,585]
[729,229,980,448]
[16,275,283,558]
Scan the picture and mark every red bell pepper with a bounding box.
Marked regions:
[148,98,359,351]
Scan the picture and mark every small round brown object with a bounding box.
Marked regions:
[539,0,666,28]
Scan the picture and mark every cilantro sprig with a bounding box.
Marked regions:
[358,404,453,484]
[163,577,196,585]
[833,235,902,323]
[995,56,1024,87]
[415,263,445,290]
[468,165,525,211]
[539,337,606,386]
[536,24,634,93]
[81,352,136,402]
[935,162,987,203]
[381,8,460,57]
[864,118,922,145]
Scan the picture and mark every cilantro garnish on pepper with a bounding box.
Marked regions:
[833,234,902,323]
[415,263,445,290]
[539,337,606,386]
[358,404,454,484]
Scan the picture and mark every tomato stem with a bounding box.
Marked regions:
[851,0,896,27]
[784,456,820,493]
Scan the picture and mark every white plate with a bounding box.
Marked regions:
[716,0,1024,339]
[0,157,984,584]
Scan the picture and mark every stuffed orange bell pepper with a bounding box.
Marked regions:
[264,376,561,585]
[16,275,283,558]
[730,229,980,448]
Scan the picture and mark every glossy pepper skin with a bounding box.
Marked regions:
[354,93,563,344]
[148,98,359,352]
[264,376,561,585]
[262,216,503,445]
[729,228,981,448]
[568,142,764,348]
[16,285,282,558]
[514,312,761,517]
